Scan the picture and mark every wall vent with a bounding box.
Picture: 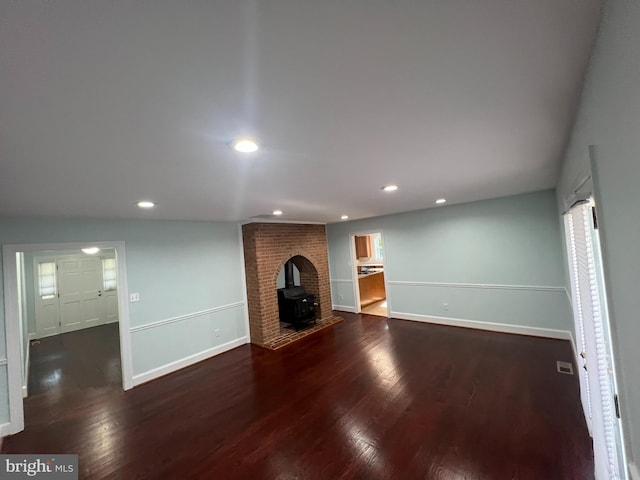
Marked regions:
[556,361,574,375]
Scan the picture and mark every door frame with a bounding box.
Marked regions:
[2,241,133,436]
[349,229,390,314]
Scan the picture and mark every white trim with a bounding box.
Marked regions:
[1,247,24,435]
[332,305,357,313]
[387,280,565,293]
[330,278,353,283]
[0,422,12,437]
[132,336,247,386]
[28,333,37,341]
[629,462,640,480]
[2,240,134,436]
[389,310,573,340]
[237,224,251,344]
[22,341,29,398]
[0,358,7,366]
[129,302,245,333]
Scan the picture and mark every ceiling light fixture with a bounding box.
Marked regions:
[137,201,155,208]
[82,247,100,255]
[341,215,349,220]
[435,198,447,204]
[272,210,283,216]
[232,137,259,153]
[382,185,398,192]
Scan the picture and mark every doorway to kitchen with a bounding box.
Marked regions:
[351,231,387,317]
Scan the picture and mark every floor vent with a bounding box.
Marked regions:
[556,361,574,375]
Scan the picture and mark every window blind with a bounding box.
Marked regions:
[564,201,622,480]
[37,261,57,298]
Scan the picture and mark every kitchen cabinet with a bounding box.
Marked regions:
[358,271,385,307]
[355,235,371,259]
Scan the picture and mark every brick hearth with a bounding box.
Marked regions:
[242,223,342,348]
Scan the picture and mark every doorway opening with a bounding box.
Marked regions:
[2,241,133,436]
[27,248,122,397]
[351,232,388,317]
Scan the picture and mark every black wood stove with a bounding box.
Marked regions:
[277,260,317,330]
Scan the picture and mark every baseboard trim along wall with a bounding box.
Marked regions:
[132,336,247,387]
[629,462,640,480]
[332,305,357,313]
[390,311,573,340]
[129,301,245,333]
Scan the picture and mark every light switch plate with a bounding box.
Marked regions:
[129,293,140,302]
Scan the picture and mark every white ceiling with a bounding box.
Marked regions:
[0,1,603,224]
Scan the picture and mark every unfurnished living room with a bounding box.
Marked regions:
[1,1,639,479]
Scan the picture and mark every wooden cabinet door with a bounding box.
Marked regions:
[355,236,371,258]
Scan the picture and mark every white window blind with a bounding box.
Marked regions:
[102,258,117,291]
[38,261,57,299]
[564,201,623,480]
[564,212,593,424]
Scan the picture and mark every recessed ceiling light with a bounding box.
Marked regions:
[232,137,259,153]
[382,185,398,192]
[273,210,283,216]
[137,201,155,208]
[82,247,100,255]
[435,198,447,204]
[341,215,349,220]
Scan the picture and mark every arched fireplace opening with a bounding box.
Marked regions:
[276,256,320,331]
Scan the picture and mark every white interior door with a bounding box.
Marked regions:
[58,256,105,333]
[34,258,61,338]
[564,200,626,480]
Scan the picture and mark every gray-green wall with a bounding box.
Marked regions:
[327,190,572,334]
[0,217,247,424]
[556,0,640,469]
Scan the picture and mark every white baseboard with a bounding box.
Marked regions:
[132,337,247,387]
[332,305,357,313]
[389,311,573,340]
[629,462,640,480]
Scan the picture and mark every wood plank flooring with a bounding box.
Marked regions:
[3,313,594,479]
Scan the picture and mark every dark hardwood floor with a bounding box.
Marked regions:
[3,314,593,479]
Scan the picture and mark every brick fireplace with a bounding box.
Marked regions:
[242,223,342,349]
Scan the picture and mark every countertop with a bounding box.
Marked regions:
[358,270,384,278]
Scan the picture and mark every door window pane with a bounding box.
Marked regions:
[38,261,57,299]
[102,258,117,291]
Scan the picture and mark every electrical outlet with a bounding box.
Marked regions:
[442,302,449,312]
[214,329,221,337]
[129,293,140,302]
